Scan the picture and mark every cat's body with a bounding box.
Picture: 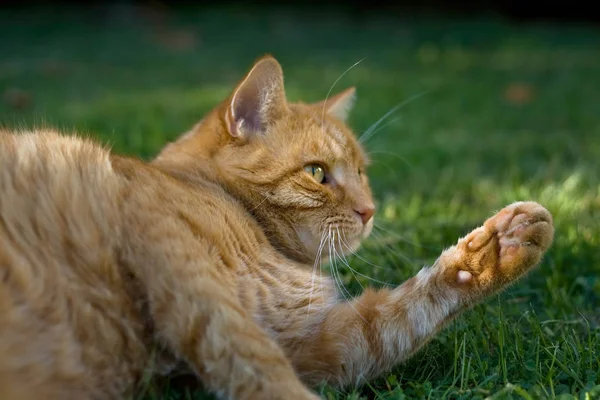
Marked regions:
[0,56,554,400]
[0,129,334,399]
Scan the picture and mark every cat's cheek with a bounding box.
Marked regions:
[297,228,322,256]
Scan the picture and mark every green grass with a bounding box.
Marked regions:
[1,4,600,399]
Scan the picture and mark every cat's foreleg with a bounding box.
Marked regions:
[294,201,554,389]
[127,221,319,399]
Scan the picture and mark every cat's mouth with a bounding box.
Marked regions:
[298,218,372,263]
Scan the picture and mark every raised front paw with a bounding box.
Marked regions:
[439,201,554,298]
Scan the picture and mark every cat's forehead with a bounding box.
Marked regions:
[317,125,364,164]
[281,105,369,166]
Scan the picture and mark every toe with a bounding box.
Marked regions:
[465,227,490,251]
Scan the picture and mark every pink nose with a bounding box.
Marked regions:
[355,205,375,225]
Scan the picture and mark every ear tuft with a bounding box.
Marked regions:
[313,87,356,122]
[226,55,287,139]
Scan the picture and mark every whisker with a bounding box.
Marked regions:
[335,228,364,290]
[329,229,367,323]
[317,229,327,304]
[368,158,401,183]
[328,228,349,302]
[339,234,394,271]
[372,223,418,245]
[249,192,272,212]
[372,223,436,250]
[367,150,414,170]
[338,231,394,287]
[330,231,356,299]
[359,116,403,142]
[359,89,433,143]
[307,230,328,318]
[367,230,426,268]
[319,246,325,304]
[368,229,417,261]
[369,225,419,251]
[320,58,365,132]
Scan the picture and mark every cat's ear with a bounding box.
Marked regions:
[225,55,287,139]
[313,87,356,122]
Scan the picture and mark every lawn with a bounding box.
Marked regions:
[1,4,599,399]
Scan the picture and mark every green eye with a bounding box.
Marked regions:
[304,164,326,184]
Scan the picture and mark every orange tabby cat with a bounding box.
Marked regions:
[0,55,554,400]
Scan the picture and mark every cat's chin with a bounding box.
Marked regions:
[342,224,372,255]
[342,218,374,254]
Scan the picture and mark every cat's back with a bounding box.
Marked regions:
[0,129,121,267]
[0,129,141,399]
[0,128,118,206]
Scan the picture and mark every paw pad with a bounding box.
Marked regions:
[457,270,473,283]
[450,201,554,294]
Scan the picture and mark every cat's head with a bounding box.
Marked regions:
[155,56,374,264]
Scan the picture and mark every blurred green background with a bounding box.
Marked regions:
[1,4,599,399]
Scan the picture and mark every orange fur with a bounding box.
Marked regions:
[0,56,554,399]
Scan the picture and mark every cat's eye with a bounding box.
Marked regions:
[304,164,326,184]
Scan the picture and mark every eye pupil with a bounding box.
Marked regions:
[304,164,326,184]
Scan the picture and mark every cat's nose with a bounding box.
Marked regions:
[354,205,375,225]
